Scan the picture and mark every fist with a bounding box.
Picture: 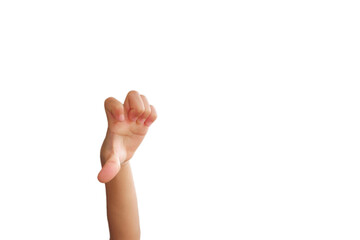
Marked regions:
[98,90,158,183]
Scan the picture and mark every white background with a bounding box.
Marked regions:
[0,1,359,239]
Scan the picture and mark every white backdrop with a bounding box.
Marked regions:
[0,1,359,239]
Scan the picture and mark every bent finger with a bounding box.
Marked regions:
[137,95,152,124]
[124,90,145,122]
[144,105,158,127]
[104,97,125,122]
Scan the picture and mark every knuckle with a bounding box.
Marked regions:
[150,105,156,113]
[134,106,145,114]
[104,97,112,104]
[104,97,115,108]
[151,111,157,120]
[144,107,151,116]
[128,90,139,96]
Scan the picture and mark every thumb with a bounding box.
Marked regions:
[104,97,125,122]
[97,156,121,183]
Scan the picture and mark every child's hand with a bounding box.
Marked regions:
[98,90,157,183]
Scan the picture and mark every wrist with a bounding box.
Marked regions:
[121,160,130,167]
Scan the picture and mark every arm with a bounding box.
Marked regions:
[98,90,157,240]
[105,162,140,240]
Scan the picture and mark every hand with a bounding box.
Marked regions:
[98,90,158,183]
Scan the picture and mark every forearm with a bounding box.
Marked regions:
[105,162,140,240]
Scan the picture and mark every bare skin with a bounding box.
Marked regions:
[98,90,157,240]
